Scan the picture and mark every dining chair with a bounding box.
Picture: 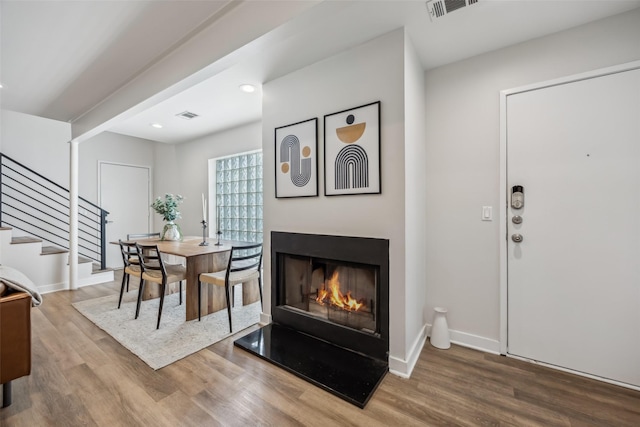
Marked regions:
[122,233,160,266]
[128,232,185,266]
[118,240,143,309]
[135,243,186,329]
[197,243,263,332]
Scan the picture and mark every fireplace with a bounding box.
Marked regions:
[282,254,377,333]
[272,232,389,360]
[235,231,389,407]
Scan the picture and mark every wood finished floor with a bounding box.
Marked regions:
[1,270,639,426]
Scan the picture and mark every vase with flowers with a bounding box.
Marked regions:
[151,193,184,241]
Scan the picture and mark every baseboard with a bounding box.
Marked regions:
[78,270,114,288]
[426,324,501,355]
[388,326,500,379]
[259,312,272,325]
[389,323,427,378]
[38,270,115,294]
[39,281,68,294]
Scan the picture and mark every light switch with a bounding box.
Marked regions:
[482,206,492,221]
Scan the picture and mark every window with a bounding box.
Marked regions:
[214,151,263,243]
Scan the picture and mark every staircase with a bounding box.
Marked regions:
[0,226,113,293]
[0,153,114,292]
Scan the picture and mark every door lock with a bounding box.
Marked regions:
[511,234,523,243]
[512,215,523,224]
[511,185,524,209]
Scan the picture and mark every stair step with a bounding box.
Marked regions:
[78,256,94,265]
[41,245,69,256]
[3,229,113,288]
[38,250,95,266]
[66,256,95,267]
[17,243,98,266]
[11,236,42,244]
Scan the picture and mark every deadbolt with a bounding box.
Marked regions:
[511,234,523,243]
[512,215,523,224]
[511,185,524,209]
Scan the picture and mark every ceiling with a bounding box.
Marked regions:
[2,0,639,144]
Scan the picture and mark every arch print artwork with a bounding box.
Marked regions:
[324,101,380,196]
[275,118,318,198]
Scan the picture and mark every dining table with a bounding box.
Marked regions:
[117,236,261,321]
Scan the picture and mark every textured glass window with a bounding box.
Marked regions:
[215,152,263,243]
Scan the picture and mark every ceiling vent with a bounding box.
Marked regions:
[426,0,479,20]
[176,111,199,120]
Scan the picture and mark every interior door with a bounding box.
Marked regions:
[506,68,640,387]
[99,162,151,269]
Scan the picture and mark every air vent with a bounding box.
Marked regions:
[426,0,479,20]
[176,111,199,120]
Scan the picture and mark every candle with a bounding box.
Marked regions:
[201,193,206,221]
[217,204,220,231]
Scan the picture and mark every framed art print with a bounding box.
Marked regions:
[324,101,380,196]
[275,117,318,198]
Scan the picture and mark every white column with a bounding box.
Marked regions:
[69,139,79,290]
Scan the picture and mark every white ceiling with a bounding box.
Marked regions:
[0,0,231,122]
[2,0,639,144]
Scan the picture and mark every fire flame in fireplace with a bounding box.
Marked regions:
[316,271,364,311]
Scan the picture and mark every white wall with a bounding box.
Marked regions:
[77,122,261,236]
[79,131,156,204]
[263,29,420,370]
[163,121,262,235]
[401,33,428,374]
[424,9,640,352]
[152,142,180,231]
[0,116,157,206]
[1,110,71,186]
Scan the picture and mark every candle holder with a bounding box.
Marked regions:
[199,220,209,246]
[216,205,222,246]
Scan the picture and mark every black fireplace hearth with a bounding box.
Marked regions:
[234,324,388,407]
[234,231,390,407]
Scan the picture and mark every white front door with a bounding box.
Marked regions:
[99,162,151,269]
[506,66,640,388]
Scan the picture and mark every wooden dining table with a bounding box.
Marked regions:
[118,236,261,321]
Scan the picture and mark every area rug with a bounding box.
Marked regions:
[72,289,261,370]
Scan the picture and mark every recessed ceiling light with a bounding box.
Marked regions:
[0,83,3,89]
[239,84,256,93]
[150,123,163,129]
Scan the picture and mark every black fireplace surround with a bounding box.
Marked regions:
[271,231,390,361]
[234,231,390,407]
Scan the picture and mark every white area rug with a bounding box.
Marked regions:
[72,289,261,370]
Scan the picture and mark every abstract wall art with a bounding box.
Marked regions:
[324,101,381,196]
[275,117,318,198]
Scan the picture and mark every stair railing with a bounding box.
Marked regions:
[0,153,109,270]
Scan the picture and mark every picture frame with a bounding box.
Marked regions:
[275,117,318,198]
[324,101,380,196]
